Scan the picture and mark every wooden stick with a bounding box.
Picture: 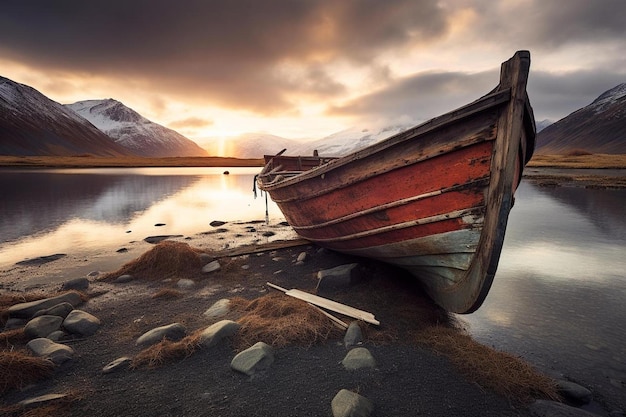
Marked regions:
[266,282,379,326]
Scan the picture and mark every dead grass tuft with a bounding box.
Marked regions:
[233,294,343,350]
[131,332,203,369]
[415,326,560,403]
[0,329,27,347]
[0,350,55,394]
[151,288,183,299]
[101,241,206,281]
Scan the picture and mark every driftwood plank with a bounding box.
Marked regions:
[267,282,380,325]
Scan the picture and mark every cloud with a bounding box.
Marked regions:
[0,0,449,113]
[168,117,213,130]
[328,68,498,122]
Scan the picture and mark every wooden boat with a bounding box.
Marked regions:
[256,51,535,313]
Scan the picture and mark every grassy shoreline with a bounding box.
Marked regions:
[0,153,624,169]
[0,155,264,168]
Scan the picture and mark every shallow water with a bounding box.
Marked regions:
[1,167,625,410]
[463,181,626,412]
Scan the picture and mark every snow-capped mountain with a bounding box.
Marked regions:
[536,83,626,154]
[535,119,553,133]
[292,124,411,157]
[0,76,131,156]
[66,99,208,157]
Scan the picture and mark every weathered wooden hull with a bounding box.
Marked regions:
[257,51,535,313]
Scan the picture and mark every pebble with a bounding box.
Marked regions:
[344,321,364,349]
[102,357,132,374]
[27,338,74,365]
[202,260,221,273]
[24,315,63,339]
[7,292,82,319]
[331,389,374,417]
[203,299,231,319]
[63,310,101,336]
[136,323,187,347]
[230,342,274,376]
[114,274,134,283]
[198,320,240,348]
[341,347,376,370]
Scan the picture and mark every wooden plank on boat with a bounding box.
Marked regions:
[215,238,310,258]
[266,282,380,325]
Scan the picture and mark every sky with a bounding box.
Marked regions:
[1,0,625,148]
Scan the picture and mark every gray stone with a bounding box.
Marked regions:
[177,278,195,289]
[114,274,133,283]
[63,310,101,336]
[27,338,74,364]
[4,317,27,330]
[529,400,600,417]
[342,347,376,370]
[230,342,274,376]
[344,321,364,349]
[136,323,187,347]
[297,252,308,263]
[19,393,68,407]
[33,302,74,319]
[331,389,374,417]
[61,277,89,291]
[7,292,82,319]
[202,260,221,273]
[557,380,593,404]
[317,263,360,291]
[24,315,63,339]
[198,320,240,348]
[203,299,231,319]
[47,330,66,342]
[102,356,132,374]
[199,253,213,263]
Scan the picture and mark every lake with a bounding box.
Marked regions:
[1,167,625,412]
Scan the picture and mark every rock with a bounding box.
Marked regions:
[24,315,64,339]
[102,357,132,374]
[230,342,274,376]
[136,323,187,347]
[198,320,240,348]
[61,277,89,291]
[177,279,195,290]
[33,302,74,319]
[154,223,166,226]
[331,389,374,417]
[114,274,134,283]
[344,322,364,349]
[529,400,600,417]
[202,260,221,273]
[262,231,275,237]
[557,380,593,404]
[15,253,66,266]
[199,253,213,263]
[203,299,231,319]
[47,330,67,342]
[144,235,183,244]
[4,317,27,330]
[296,252,308,264]
[7,292,82,319]
[210,220,227,227]
[63,310,101,336]
[19,393,68,407]
[317,263,360,291]
[87,271,100,277]
[116,247,128,253]
[341,347,376,370]
[27,338,74,364]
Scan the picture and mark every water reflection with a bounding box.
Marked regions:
[0,167,280,267]
[464,181,626,411]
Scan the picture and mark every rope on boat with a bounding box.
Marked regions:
[253,174,270,220]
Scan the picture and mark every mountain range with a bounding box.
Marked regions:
[1,74,624,157]
[536,83,626,154]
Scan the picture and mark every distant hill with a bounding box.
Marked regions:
[536,83,626,154]
[0,76,131,157]
[66,99,208,157]
[203,132,299,158]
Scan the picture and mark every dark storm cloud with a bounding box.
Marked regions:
[0,0,448,113]
[328,69,498,122]
[470,0,626,50]
[528,69,626,121]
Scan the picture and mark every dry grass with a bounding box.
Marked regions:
[415,326,560,404]
[0,328,27,347]
[232,294,343,350]
[0,350,55,394]
[0,155,264,168]
[131,331,203,369]
[151,288,184,299]
[101,241,207,281]
[528,153,626,169]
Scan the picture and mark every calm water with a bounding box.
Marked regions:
[1,168,625,410]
